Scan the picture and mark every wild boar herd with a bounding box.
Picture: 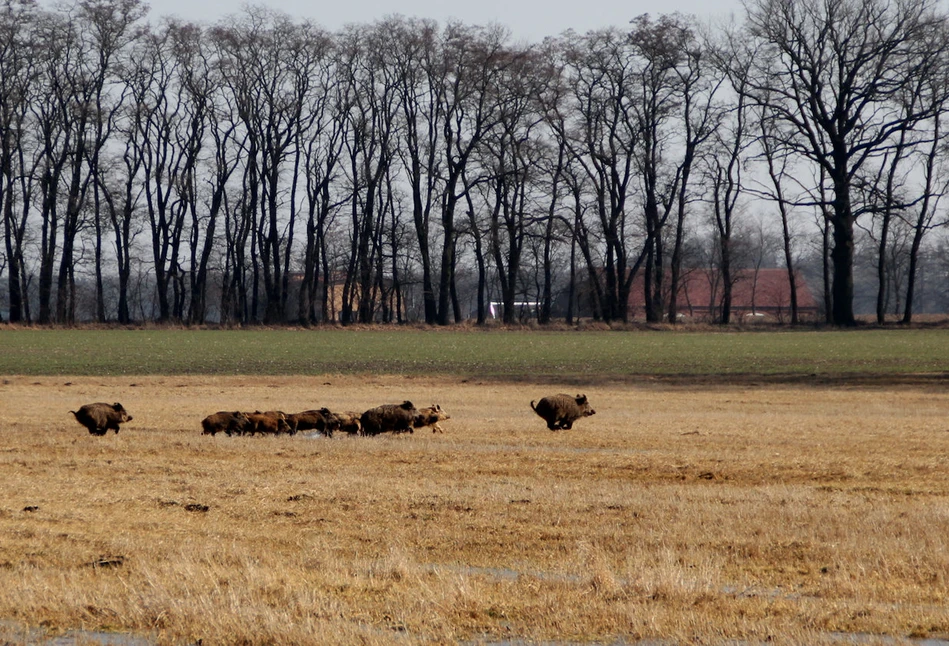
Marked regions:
[198,402,450,437]
[69,393,596,437]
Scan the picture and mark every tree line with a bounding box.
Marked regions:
[2,0,949,327]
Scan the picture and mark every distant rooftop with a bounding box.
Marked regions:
[628,268,818,319]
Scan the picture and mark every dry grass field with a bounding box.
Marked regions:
[1,374,948,645]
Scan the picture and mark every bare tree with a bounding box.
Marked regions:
[898,34,949,323]
[754,107,804,323]
[123,24,186,322]
[665,19,724,325]
[162,21,238,325]
[388,17,446,324]
[336,23,400,324]
[38,0,145,324]
[98,87,143,324]
[704,107,748,324]
[482,45,547,325]
[435,23,508,325]
[902,107,949,322]
[77,0,145,323]
[212,9,317,323]
[538,135,571,325]
[297,29,344,325]
[552,29,641,322]
[626,14,700,323]
[703,26,757,324]
[0,0,38,323]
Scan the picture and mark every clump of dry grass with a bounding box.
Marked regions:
[1,375,948,644]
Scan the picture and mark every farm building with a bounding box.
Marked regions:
[286,271,407,323]
[626,268,819,322]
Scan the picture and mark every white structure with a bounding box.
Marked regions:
[489,301,539,320]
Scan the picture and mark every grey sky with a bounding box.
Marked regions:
[144,0,745,43]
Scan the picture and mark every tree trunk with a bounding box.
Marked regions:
[830,179,857,326]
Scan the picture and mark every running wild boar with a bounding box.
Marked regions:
[332,411,362,435]
[360,401,418,436]
[201,411,252,436]
[286,408,339,436]
[71,402,133,436]
[245,411,292,435]
[530,394,595,431]
[413,404,450,433]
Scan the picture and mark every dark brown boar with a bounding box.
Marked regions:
[360,401,418,436]
[530,394,595,431]
[71,402,133,436]
[286,408,338,437]
[245,411,292,436]
[333,411,362,435]
[201,411,251,436]
[413,404,450,433]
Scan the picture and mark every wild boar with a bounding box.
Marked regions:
[245,411,292,436]
[201,411,251,436]
[360,401,418,436]
[286,408,339,437]
[333,411,362,435]
[530,394,595,431]
[71,402,133,436]
[413,404,450,433]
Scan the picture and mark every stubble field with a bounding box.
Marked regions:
[1,329,949,645]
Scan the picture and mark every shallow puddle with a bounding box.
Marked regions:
[0,622,154,645]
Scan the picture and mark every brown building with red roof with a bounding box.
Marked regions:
[627,268,819,322]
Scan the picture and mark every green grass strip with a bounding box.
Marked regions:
[0,327,947,380]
